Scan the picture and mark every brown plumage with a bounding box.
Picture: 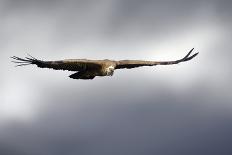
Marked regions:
[11,48,198,80]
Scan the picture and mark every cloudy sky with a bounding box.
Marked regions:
[0,0,232,154]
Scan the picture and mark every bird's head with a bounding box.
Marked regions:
[106,65,115,76]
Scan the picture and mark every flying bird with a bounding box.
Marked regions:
[11,48,198,80]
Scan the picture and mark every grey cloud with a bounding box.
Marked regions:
[1,83,232,155]
[1,0,232,155]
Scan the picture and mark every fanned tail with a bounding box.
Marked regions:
[11,54,42,67]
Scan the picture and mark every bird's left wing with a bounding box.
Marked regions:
[115,48,198,69]
[11,55,101,71]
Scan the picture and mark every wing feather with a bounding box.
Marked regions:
[11,56,101,71]
[115,48,198,69]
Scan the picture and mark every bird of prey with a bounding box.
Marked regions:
[11,48,198,80]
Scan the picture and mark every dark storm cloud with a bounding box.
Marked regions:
[1,82,232,155]
[1,0,232,155]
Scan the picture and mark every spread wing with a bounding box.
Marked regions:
[115,48,198,69]
[11,55,101,71]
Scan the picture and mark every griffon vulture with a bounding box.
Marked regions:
[11,48,198,80]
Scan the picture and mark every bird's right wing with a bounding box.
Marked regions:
[11,55,101,71]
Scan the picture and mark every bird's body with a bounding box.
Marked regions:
[11,48,198,80]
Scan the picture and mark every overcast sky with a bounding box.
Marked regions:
[0,0,232,154]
